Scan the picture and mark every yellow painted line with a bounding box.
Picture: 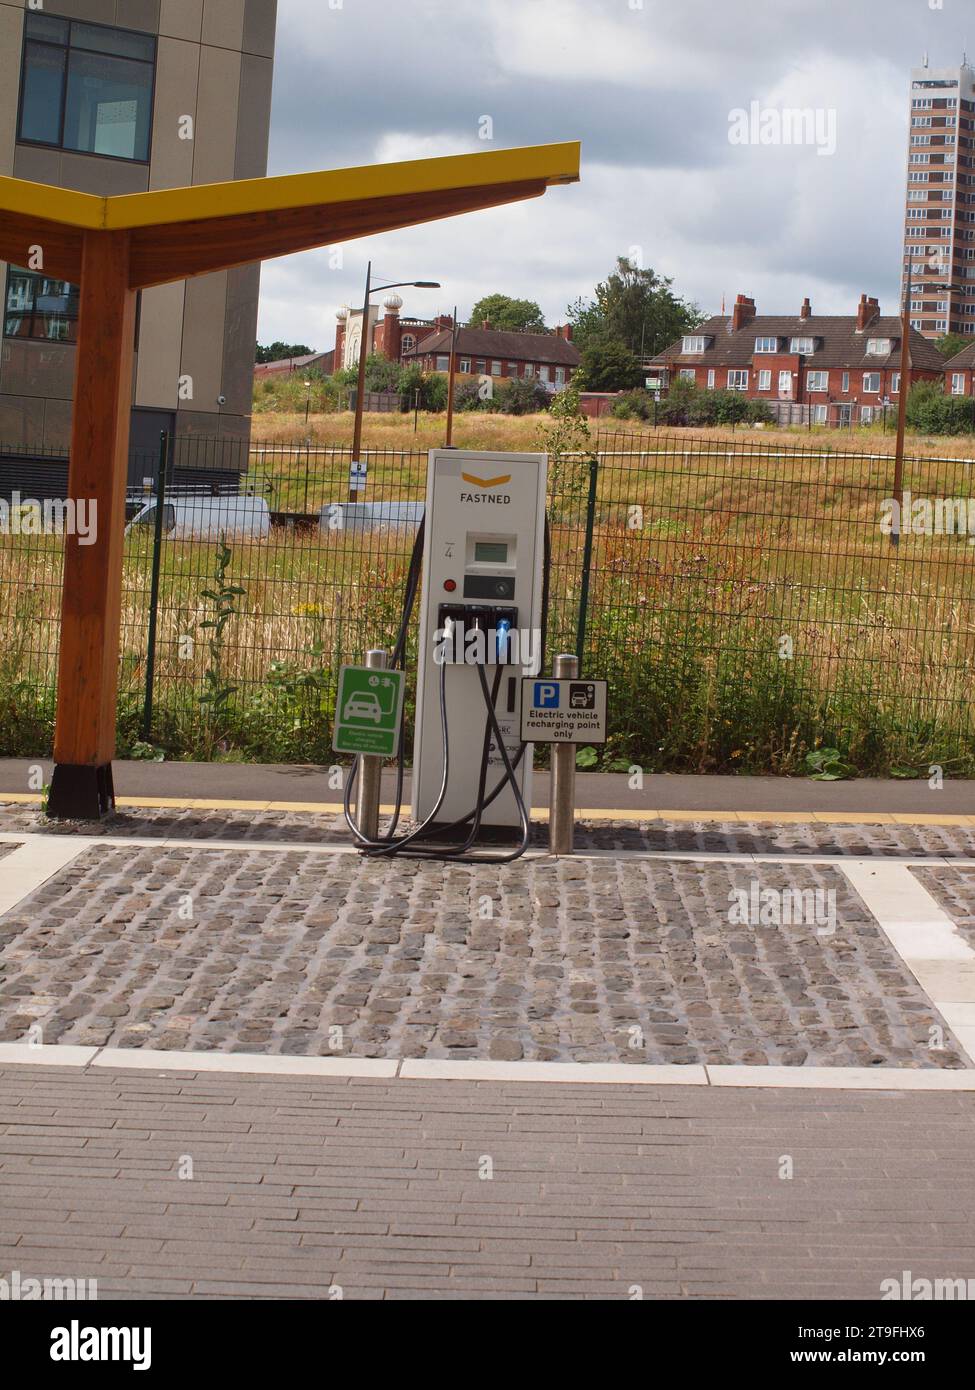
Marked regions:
[0,794,971,830]
[0,143,580,233]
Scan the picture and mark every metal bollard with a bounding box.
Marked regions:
[355,648,387,840]
[549,653,578,855]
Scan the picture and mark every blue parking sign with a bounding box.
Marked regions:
[534,682,560,709]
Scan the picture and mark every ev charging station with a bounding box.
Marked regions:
[413,450,548,837]
[341,447,549,862]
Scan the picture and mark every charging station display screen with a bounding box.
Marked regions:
[474,541,508,564]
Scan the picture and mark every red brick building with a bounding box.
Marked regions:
[404,322,579,389]
[650,294,946,423]
[943,340,975,394]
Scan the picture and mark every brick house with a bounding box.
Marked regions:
[651,294,946,424]
[403,322,580,390]
[943,341,975,395]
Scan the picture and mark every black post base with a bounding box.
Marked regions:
[47,763,116,821]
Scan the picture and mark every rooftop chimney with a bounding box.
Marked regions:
[800,297,812,320]
[554,324,573,341]
[731,294,756,332]
[856,294,881,331]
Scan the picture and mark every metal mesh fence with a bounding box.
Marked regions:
[3,427,975,775]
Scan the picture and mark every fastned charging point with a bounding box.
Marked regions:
[413,450,548,843]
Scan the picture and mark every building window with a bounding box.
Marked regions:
[524,363,535,378]
[436,355,449,371]
[539,365,551,382]
[860,406,875,424]
[555,367,565,386]
[754,336,778,353]
[679,368,696,382]
[707,368,715,389]
[789,337,815,354]
[682,335,708,353]
[865,338,892,354]
[806,370,828,392]
[952,372,967,394]
[757,369,771,390]
[862,372,881,393]
[891,372,901,393]
[727,369,748,391]
[401,333,416,356]
[476,359,486,374]
[812,404,828,423]
[841,372,850,392]
[4,265,79,342]
[459,357,471,373]
[490,360,502,376]
[18,13,156,162]
[778,370,793,396]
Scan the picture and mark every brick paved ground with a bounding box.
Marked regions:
[4,800,975,857]
[1,1064,974,1299]
[0,846,964,1065]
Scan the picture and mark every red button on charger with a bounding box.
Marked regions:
[444,579,457,591]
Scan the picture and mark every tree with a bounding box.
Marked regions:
[574,338,644,392]
[468,293,546,333]
[256,341,315,363]
[936,332,968,361]
[566,256,702,357]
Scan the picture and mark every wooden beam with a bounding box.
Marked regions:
[128,180,547,289]
[0,210,83,283]
[48,230,136,820]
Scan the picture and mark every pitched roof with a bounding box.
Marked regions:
[944,341,975,371]
[254,352,329,372]
[651,314,947,373]
[410,326,580,365]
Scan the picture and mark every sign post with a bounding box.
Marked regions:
[521,669,608,855]
[334,655,405,840]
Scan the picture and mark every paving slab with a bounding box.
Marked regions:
[1,1065,974,1299]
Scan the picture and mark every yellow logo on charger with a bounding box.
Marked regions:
[461,472,512,488]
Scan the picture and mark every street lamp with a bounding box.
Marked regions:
[891,271,963,546]
[349,261,441,501]
[303,379,312,427]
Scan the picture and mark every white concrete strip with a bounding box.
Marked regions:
[400,1060,709,1085]
[90,1047,398,1078]
[840,860,975,1065]
[0,1043,97,1067]
[0,838,90,917]
[1,831,974,870]
[707,1065,975,1090]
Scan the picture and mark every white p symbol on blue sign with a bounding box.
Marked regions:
[534,683,559,708]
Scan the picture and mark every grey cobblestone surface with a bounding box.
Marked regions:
[3,799,975,856]
[0,847,963,1065]
[1,1065,974,1300]
[914,867,975,950]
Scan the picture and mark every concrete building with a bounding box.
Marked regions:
[902,61,975,340]
[0,0,277,470]
[652,293,946,424]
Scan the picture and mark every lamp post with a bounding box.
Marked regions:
[891,268,963,546]
[348,262,441,501]
[304,379,312,426]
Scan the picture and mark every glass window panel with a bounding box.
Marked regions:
[25,14,69,43]
[4,268,79,343]
[63,50,152,160]
[19,41,66,144]
[70,22,155,62]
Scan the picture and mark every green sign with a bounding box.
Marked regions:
[333,665,405,756]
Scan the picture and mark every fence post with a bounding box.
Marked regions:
[141,430,169,742]
[575,453,599,666]
[355,648,387,839]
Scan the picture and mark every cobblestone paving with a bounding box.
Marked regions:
[0,846,964,1065]
[914,866,975,952]
[3,799,975,857]
[2,1066,975,1299]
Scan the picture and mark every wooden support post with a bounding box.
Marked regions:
[48,231,136,819]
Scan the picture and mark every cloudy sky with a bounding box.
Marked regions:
[256,0,973,351]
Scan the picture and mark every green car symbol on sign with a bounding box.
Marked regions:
[344,691,383,723]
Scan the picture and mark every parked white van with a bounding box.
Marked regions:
[126,495,270,540]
